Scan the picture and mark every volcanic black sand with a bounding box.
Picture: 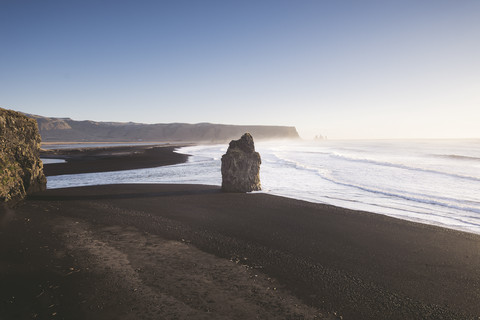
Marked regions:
[41,144,190,176]
[2,147,480,319]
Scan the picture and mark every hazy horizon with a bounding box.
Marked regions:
[20,111,480,142]
[1,1,479,140]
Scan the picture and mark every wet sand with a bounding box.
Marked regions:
[2,146,480,319]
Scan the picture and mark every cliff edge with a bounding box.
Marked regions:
[1,108,46,204]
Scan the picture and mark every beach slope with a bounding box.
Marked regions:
[2,184,480,319]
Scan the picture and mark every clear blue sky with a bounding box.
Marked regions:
[1,0,479,139]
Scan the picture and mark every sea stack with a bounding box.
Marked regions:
[0,108,47,204]
[221,133,261,192]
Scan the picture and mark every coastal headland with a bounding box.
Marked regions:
[1,145,480,319]
[26,113,300,143]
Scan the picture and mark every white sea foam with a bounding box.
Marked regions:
[41,158,66,164]
[47,139,480,234]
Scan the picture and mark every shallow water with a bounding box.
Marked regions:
[47,139,480,234]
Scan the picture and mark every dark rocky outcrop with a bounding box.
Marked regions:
[221,133,261,193]
[25,113,300,143]
[1,108,46,204]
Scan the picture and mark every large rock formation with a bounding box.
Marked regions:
[0,108,47,204]
[221,133,261,192]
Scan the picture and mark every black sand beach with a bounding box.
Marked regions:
[2,146,480,319]
[41,144,190,176]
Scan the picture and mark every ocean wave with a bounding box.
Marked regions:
[325,178,480,215]
[269,183,480,232]
[328,153,480,183]
[433,154,480,162]
[271,155,480,215]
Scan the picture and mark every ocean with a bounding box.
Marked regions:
[46,139,480,234]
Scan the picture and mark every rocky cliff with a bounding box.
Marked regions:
[26,114,300,143]
[221,133,261,192]
[1,108,46,204]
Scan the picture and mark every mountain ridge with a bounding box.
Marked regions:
[24,113,300,143]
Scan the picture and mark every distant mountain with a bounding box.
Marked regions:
[25,114,300,143]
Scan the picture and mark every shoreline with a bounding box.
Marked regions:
[42,143,480,237]
[41,144,191,176]
[2,184,479,319]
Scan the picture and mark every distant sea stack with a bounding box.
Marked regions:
[221,133,261,193]
[0,108,46,204]
[24,113,300,143]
